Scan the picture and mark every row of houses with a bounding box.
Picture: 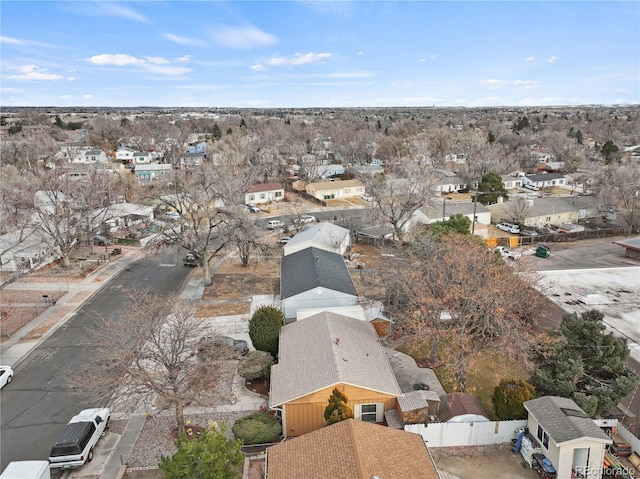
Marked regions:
[263,220,616,479]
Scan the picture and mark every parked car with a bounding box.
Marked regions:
[496,222,520,234]
[163,211,181,221]
[294,215,316,225]
[361,193,373,202]
[494,246,522,261]
[247,204,261,213]
[519,229,540,237]
[277,236,293,244]
[49,408,111,469]
[197,335,249,359]
[183,254,198,266]
[267,220,285,230]
[0,365,14,389]
[93,235,112,246]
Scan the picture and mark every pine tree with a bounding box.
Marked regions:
[492,379,535,420]
[249,306,284,357]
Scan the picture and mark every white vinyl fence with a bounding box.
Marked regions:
[616,423,640,454]
[405,420,528,447]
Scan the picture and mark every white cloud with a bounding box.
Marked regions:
[0,35,26,45]
[548,56,558,63]
[163,33,205,47]
[82,94,93,100]
[59,95,73,99]
[95,3,148,23]
[482,79,539,90]
[89,54,145,66]
[210,25,277,50]
[419,53,438,62]
[357,51,363,55]
[87,53,191,76]
[175,55,192,63]
[8,65,64,81]
[265,52,331,67]
[526,56,535,62]
[251,64,266,71]
[145,56,171,65]
[327,71,374,79]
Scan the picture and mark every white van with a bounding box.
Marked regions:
[267,220,285,230]
[496,222,520,234]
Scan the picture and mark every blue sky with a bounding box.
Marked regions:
[1,1,638,108]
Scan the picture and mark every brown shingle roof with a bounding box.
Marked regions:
[266,419,440,479]
[248,182,283,193]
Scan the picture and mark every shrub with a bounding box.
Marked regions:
[492,379,536,420]
[237,350,274,381]
[324,388,354,425]
[249,306,284,357]
[232,412,282,445]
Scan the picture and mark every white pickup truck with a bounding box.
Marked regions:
[48,408,110,469]
[494,246,522,261]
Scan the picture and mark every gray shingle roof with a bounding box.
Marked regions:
[526,173,566,182]
[421,199,489,220]
[269,312,402,406]
[524,396,612,445]
[280,247,357,299]
[285,222,349,249]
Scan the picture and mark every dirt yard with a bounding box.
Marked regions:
[431,445,540,479]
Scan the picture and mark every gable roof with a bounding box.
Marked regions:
[269,312,402,406]
[421,199,489,221]
[284,221,349,249]
[266,419,440,479]
[248,182,283,193]
[280,247,357,299]
[525,173,566,182]
[439,393,489,421]
[524,396,612,445]
[489,196,576,218]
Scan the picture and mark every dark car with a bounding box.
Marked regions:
[183,254,198,266]
[93,235,113,246]
[197,335,249,359]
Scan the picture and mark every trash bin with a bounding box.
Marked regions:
[535,245,551,258]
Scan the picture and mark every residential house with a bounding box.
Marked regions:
[280,247,358,320]
[523,396,612,479]
[438,393,490,423]
[92,203,154,233]
[269,312,403,437]
[349,164,384,176]
[305,179,365,201]
[82,149,108,164]
[309,163,345,179]
[186,140,207,154]
[245,182,284,205]
[523,173,567,190]
[283,222,351,256]
[132,151,153,164]
[34,190,65,214]
[57,146,108,164]
[432,169,467,194]
[266,419,440,479]
[501,173,524,190]
[487,196,579,228]
[0,229,60,273]
[179,151,206,168]
[115,146,135,163]
[421,198,492,228]
[134,163,172,183]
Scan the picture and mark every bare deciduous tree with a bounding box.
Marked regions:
[69,291,228,435]
[378,234,548,391]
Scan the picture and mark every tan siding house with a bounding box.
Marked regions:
[305,179,364,200]
[269,312,402,437]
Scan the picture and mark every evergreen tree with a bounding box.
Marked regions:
[429,214,471,238]
[324,388,354,425]
[249,306,284,357]
[600,140,619,164]
[530,309,637,416]
[477,172,508,205]
[212,122,222,140]
[159,421,244,479]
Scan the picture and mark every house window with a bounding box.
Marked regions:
[260,194,266,199]
[249,195,255,201]
[536,425,550,450]
[275,191,282,198]
[355,403,383,423]
[537,425,543,442]
[344,189,351,194]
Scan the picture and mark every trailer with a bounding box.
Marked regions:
[1,461,50,479]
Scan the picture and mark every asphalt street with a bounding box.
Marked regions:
[0,252,192,471]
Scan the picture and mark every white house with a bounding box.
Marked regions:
[305,179,365,201]
[134,163,172,183]
[245,183,285,205]
[34,191,65,214]
[133,151,153,164]
[283,222,351,256]
[280,247,358,320]
[0,229,60,273]
[115,146,135,162]
[524,396,612,479]
[523,173,566,190]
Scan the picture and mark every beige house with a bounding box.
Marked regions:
[524,396,611,479]
[305,179,364,201]
[269,312,402,437]
[487,197,579,228]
